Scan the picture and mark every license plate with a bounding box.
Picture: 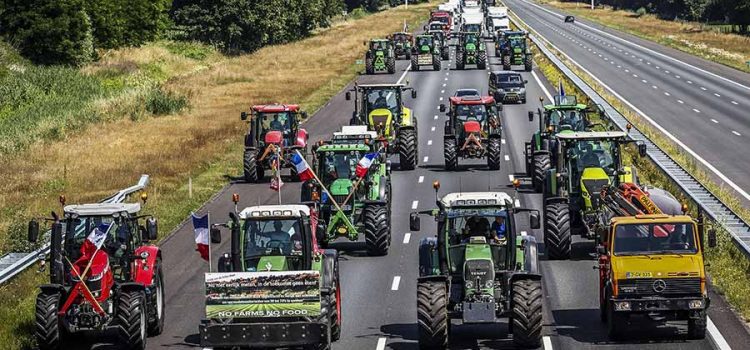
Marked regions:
[625,271,653,278]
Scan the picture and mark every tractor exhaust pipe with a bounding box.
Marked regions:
[229,212,241,271]
[50,221,64,285]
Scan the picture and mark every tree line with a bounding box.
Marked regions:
[592,0,750,31]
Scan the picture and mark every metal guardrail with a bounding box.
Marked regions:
[509,15,750,258]
[0,175,150,284]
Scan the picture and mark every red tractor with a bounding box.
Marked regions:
[27,177,164,350]
[429,10,453,39]
[439,95,503,170]
[240,104,309,182]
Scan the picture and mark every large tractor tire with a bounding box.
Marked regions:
[406,51,412,60]
[477,51,487,70]
[443,138,458,170]
[117,290,147,350]
[147,258,165,336]
[329,261,342,341]
[243,149,261,183]
[455,50,465,70]
[411,55,419,71]
[511,279,543,348]
[398,128,418,170]
[487,138,501,170]
[35,292,62,350]
[417,281,448,349]
[365,57,374,75]
[432,54,441,71]
[524,54,533,72]
[544,202,571,260]
[364,205,390,256]
[532,153,550,193]
[387,57,396,74]
[688,310,707,339]
[502,54,511,70]
[441,47,449,60]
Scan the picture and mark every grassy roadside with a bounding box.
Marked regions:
[536,0,750,73]
[0,3,434,349]
[512,11,750,321]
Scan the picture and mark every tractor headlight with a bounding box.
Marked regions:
[614,301,631,311]
[465,280,474,289]
[485,280,494,289]
[689,300,704,309]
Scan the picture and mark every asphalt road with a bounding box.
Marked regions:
[71,19,748,350]
[504,0,750,207]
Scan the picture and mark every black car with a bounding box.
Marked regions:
[489,71,527,104]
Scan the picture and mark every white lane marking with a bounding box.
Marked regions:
[664,92,671,96]
[731,101,739,105]
[412,200,419,209]
[508,174,515,182]
[732,130,742,136]
[693,108,701,113]
[444,77,448,81]
[441,90,445,93]
[431,126,436,132]
[687,80,693,84]
[633,74,638,78]
[445,72,449,76]
[427,140,433,145]
[678,100,685,104]
[391,276,401,291]
[442,83,447,87]
[714,93,721,97]
[625,69,630,73]
[641,79,647,83]
[501,139,506,144]
[423,156,429,163]
[617,65,621,68]
[700,86,707,91]
[439,97,443,101]
[676,75,681,79]
[396,64,411,84]
[418,176,424,183]
[504,155,510,161]
[543,336,553,350]
[434,115,438,120]
[665,70,670,74]
[403,233,411,244]
[652,85,658,89]
[514,199,521,208]
[656,66,660,69]
[376,337,387,350]
[532,71,554,101]
[711,119,719,124]
[707,317,732,350]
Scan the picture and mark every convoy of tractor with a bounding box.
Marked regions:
[19,0,720,349]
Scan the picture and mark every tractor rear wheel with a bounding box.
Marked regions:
[432,54,441,71]
[398,128,418,170]
[364,205,390,256]
[455,49,464,70]
[444,138,458,170]
[532,153,550,193]
[35,292,62,350]
[511,279,543,348]
[147,258,165,336]
[502,54,511,70]
[117,290,147,350]
[243,149,261,183]
[411,55,419,71]
[406,51,412,60]
[688,310,707,339]
[544,202,571,260]
[487,138,501,170]
[417,280,448,349]
[524,54,533,72]
[441,47,449,60]
[477,51,487,69]
[365,57,374,75]
[387,57,396,74]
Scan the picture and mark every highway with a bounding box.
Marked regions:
[505,0,750,207]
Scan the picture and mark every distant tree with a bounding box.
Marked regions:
[85,0,170,49]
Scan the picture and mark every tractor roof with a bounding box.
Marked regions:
[252,104,300,113]
[318,144,370,152]
[610,214,694,225]
[441,192,513,208]
[332,125,378,140]
[392,32,412,36]
[64,203,141,216]
[357,83,406,89]
[556,131,628,140]
[371,39,390,43]
[503,31,527,37]
[430,11,450,17]
[239,205,310,219]
[449,95,495,105]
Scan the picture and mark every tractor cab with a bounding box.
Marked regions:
[390,32,413,59]
[415,35,435,54]
[440,95,502,169]
[542,95,594,133]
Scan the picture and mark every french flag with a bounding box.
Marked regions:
[192,213,209,261]
[355,152,379,178]
[80,223,110,257]
[558,79,566,97]
[291,152,314,181]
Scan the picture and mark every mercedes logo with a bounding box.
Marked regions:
[652,279,667,293]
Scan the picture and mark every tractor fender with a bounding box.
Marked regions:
[400,107,414,127]
[509,271,542,284]
[39,284,65,295]
[489,133,502,140]
[520,235,539,274]
[295,128,309,148]
[532,149,551,157]
[544,196,569,206]
[132,245,161,287]
[320,249,339,293]
[363,199,388,206]
[417,275,448,284]
[377,176,388,201]
[418,237,440,277]
[118,281,147,294]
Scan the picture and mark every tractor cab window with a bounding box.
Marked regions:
[371,41,386,50]
[464,33,479,44]
[243,218,304,270]
[260,112,291,132]
[613,223,697,255]
[366,89,398,113]
[393,34,408,42]
[417,36,433,47]
[446,210,509,273]
[509,37,525,48]
[431,32,444,41]
[430,23,443,31]
[455,104,487,122]
[572,140,615,173]
[319,151,361,185]
[464,24,481,33]
[549,109,583,131]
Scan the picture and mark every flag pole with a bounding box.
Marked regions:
[276,148,282,205]
[294,150,355,229]
[208,213,212,273]
[341,176,365,208]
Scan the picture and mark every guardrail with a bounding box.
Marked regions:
[509,14,750,258]
[0,175,150,284]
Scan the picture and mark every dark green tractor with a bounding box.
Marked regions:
[455,32,487,70]
[410,185,543,349]
[497,31,532,72]
[525,95,606,193]
[428,30,450,61]
[365,39,396,75]
[302,126,393,256]
[410,34,442,71]
[389,32,413,60]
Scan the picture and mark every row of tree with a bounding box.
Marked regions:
[593,0,750,30]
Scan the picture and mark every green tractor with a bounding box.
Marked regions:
[454,31,487,70]
[345,83,419,170]
[201,201,341,349]
[428,30,450,61]
[524,95,606,192]
[497,31,532,72]
[302,126,392,255]
[389,32,413,60]
[410,184,543,349]
[542,131,646,260]
[365,39,396,75]
[410,34,442,71]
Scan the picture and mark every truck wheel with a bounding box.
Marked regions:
[443,138,458,170]
[502,55,511,70]
[417,281,448,349]
[411,55,419,71]
[687,310,707,339]
[118,290,147,350]
[477,51,487,69]
[365,57,374,75]
[544,202,571,260]
[433,54,441,71]
[524,54,533,72]
[243,149,260,183]
[532,153,550,193]
[35,292,62,350]
[387,57,396,74]
[606,301,625,340]
[487,138,501,170]
[364,205,390,256]
[398,128,417,170]
[147,258,165,336]
[511,279,543,348]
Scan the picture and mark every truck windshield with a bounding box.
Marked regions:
[243,218,303,260]
[613,223,698,255]
[318,151,360,184]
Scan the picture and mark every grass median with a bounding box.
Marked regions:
[0,3,434,348]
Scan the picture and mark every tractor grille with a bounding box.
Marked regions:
[618,278,701,297]
[464,260,494,290]
[582,179,609,194]
[332,195,348,205]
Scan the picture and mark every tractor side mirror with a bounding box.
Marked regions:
[528,111,534,122]
[300,111,309,120]
[439,104,446,112]
[707,229,717,248]
[524,80,528,84]
[529,212,540,229]
[240,111,248,121]
[638,143,647,157]
[345,91,351,101]
[411,90,417,99]
[210,227,222,244]
[410,213,421,231]
[386,160,392,174]
[146,218,158,241]
[217,253,232,272]
[363,40,368,46]
[28,220,39,243]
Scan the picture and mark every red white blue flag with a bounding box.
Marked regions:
[291,151,314,181]
[80,223,110,257]
[192,213,209,261]
[355,152,379,178]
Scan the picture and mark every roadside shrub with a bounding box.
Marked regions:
[635,7,648,17]
[146,87,189,116]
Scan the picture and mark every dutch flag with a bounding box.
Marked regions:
[291,152,314,181]
[355,152,379,178]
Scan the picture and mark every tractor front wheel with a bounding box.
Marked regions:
[511,279,543,348]
[365,57,374,75]
[502,54,511,70]
[477,51,487,69]
[35,292,63,350]
[455,52,465,70]
[364,205,390,256]
[441,47,449,60]
[411,55,419,71]
[487,138,501,170]
[532,153,550,193]
[398,128,418,170]
[417,280,449,349]
[117,290,147,350]
[147,258,165,336]
[243,149,261,183]
[544,202,572,260]
[444,138,458,170]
